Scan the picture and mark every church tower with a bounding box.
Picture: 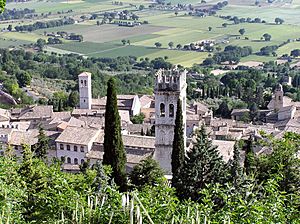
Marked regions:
[78,72,92,109]
[153,68,187,174]
[274,84,284,111]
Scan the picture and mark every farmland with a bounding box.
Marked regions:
[1,0,300,66]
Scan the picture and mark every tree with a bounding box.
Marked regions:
[97,21,100,26]
[239,28,245,35]
[36,38,46,51]
[103,78,127,191]
[229,143,242,186]
[176,44,182,50]
[127,39,131,45]
[168,41,174,49]
[7,24,12,31]
[222,23,227,28]
[263,33,272,41]
[216,101,231,118]
[68,91,79,108]
[172,99,185,187]
[130,113,145,124]
[0,0,5,12]
[18,145,47,222]
[275,17,284,25]
[155,42,162,48]
[208,26,212,31]
[139,5,145,10]
[121,39,126,45]
[175,126,227,201]
[291,49,300,57]
[16,71,31,87]
[244,137,256,175]
[129,157,164,189]
[33,127,49,160]
[175,11,178,16]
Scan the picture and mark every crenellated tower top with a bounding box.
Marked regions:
[155,68,187,92]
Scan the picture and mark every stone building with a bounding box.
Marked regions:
[153,68,187,173]
[79,72,92,110]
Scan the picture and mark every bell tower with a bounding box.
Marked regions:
[78,72,92,110]
[153,68,187,174]
[274,84,284,111]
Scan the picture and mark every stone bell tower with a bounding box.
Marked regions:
[78,72,92,110]
[153,68,187,174]
[274,84,284,111]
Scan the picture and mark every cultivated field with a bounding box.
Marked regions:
[1,0,300,66]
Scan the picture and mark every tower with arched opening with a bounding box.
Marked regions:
[153,68,187,173]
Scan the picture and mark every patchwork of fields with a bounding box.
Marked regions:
[1,0,300,67]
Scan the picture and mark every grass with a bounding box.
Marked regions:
[3,0,300,67]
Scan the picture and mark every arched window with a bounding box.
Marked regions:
[81,159,85,164]
[67,145,70,151]
[74,158,78,164]
[60,156,65,163]
[169,104,174,117]
[160,103,165,117]
[67,157,71,164]
[74,145,78,152]
[84,80,87,86]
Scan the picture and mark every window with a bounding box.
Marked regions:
[74,158,78,164]
[67,145,70,151]
[169,104,174,117]
[81,159,85,164]
[160,103,165,117]
[74,145,78,152]
[80,146,84,152]
[278,96,281,100]
[81,80,83,86]
[84,80,87,86]
[60,144,64,150]
[67,157,71,164]
[60,156,65,163]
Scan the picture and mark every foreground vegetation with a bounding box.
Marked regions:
[0,131,299,223]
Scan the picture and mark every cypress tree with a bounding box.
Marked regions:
[230,142,242,186]
[244,136,256,175]
[172,99,185,187]
[176,126,226,201]
[33,127,49,160]
[103,78,127,191]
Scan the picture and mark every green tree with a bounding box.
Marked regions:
[130,113,145,124]
[168,41,174,49]
[239,28,245,35]
[129,157,164,189]
[155,42,162,48]
[244,137,256,175]
[68,91,79,108]
[208,26,212,31]
[222,23,227,28]
[263,33,272,41]
[0,0,5,12]
[172,99,185,187]
[176,44,182,50]
[121,39,126,45]
[7,24,12,31]
[36,38,46,51]
[103,78,127,191]
[216,101,231,118]
[18,145,47,222]
[33,127,49,160]
[16,71,31,87]
[176,126,227,201]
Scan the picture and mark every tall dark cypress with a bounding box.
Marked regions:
[103,78,127,191]
[172,99,185,187]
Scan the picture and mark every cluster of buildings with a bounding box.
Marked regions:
[1,70,300,174]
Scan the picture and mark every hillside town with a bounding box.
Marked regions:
[0,69,299,173]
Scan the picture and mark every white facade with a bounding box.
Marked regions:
[56,142,89,165]
[274,84,284,111]
[153,68,187,174]
[79,72,92,110]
